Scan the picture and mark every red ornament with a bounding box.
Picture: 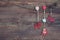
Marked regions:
[47,16,55,22]
[42,28,48,36]
[34,22,42,29]
[42,5,46,10]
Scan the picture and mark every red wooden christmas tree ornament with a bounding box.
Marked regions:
[42,28,48,36]
[42,5,46,10]
[34,22,42,29]
[47,15,55,23]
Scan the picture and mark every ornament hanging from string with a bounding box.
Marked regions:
[47,15,55,23]
[42,28,48,36]
[42,5,46,10]
[34,22,42,29]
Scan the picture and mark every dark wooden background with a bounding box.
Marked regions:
[0,0,60,40]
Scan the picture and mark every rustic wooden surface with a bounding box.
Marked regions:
[0,1,60,40]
